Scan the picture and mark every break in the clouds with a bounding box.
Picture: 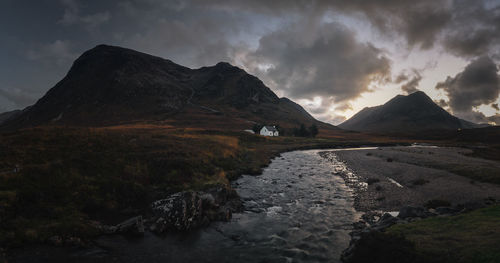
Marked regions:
[436,56,500,123]
[2,0,500,124]
[245,21,391,113]
[395,69,422,94]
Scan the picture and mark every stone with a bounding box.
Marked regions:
[435,207,459,215]
[151,191,203,231]
[115,216,145,235]
[372,213,398,231]
[397,206,427,219]
[200,193,216,209]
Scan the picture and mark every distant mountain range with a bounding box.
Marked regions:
[1,45,335,131]
[339,91,485,133]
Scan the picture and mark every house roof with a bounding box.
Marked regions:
[262,126,278,132]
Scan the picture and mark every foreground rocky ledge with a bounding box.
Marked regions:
[341,199,499,263]
[45,185,243,248]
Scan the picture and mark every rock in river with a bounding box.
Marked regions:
[151,191,204,232]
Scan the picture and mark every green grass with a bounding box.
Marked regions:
[387,205,500,263]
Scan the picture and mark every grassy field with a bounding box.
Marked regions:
[386,205,500,263]
[0,125,400,247]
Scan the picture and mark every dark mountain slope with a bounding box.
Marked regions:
[2,45,335,131]
[339,91,483,132]
[0,110,21,125]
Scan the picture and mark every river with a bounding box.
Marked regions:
[12,150,361,263]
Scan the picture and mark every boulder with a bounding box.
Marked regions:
[435,207,460,215]
[115,216,145,235]
[397,206,427,219]
[96,216,145,235]
[151,191,203,231]
[372,213,399,231]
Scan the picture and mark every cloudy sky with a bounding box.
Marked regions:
[2,0,500,124]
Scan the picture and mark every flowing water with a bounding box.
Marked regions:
[12,150,362,263]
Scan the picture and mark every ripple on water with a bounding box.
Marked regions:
[66,149,363,263]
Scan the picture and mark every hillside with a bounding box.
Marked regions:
[1,45,335,131]
[339,91,483,133]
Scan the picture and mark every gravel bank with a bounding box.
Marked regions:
[320,146,500,212]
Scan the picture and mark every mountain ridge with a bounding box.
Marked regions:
[1,44,336,131]
[339,91,484,133]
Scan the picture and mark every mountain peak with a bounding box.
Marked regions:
[339,91,480,133]
[407,90,431,100]
[1,45,330,131]
[215,61,233,68]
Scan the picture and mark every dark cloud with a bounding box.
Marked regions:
[442,1,500,57]
[487,114,500,125]
[394,73,408,84]
[436,56,500,121]
[435,99,449,108]
[192,0,451,49]
[334,0,451,49]
[3,0,500,125]
[58,0,111,30]
[194,0,500,57]
[396,69,422,94]
[246,21,391,106]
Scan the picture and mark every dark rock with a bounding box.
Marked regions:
[361,211,382,225]
[435,207,459,215]
[114,216,145,235]
[151,191,203,231]
[149,186,242,233]
[353,221,367,230]
[372,213,398,231]
[96,216,145,235]
[200,193,216,209]
[398,206,427,219]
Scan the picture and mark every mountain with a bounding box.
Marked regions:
[338,91,483,133]
[0,110,21,125]
[1,45,335,131]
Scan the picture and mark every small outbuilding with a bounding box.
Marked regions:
[260,126,279,136]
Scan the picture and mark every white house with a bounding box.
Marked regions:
[260,126,279,136]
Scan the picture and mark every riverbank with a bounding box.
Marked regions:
[319,146,500,263]
[321,146,500,212]
[0,125,404,251]
[6,150,361,263]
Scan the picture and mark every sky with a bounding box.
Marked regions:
[1,0,500,125]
